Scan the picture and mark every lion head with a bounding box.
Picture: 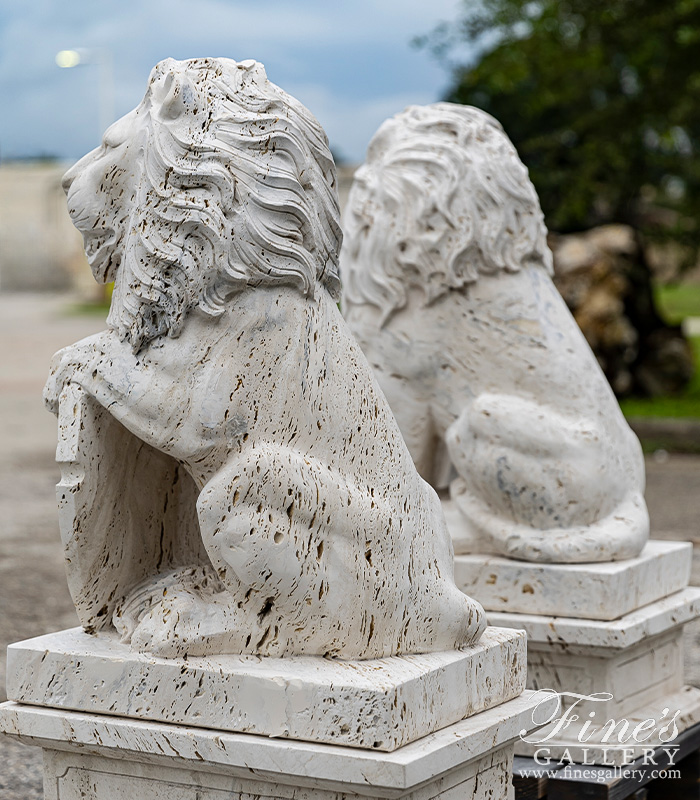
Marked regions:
[63,57,342,352]
[340,103,552,323]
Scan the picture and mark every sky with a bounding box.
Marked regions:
[0,0,473,165]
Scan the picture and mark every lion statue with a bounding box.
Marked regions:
[43,61,484,658]
[341,103,649,563]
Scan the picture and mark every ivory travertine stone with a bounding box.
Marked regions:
[42,58,485,659]
[339,102,699,770]
[454,540,692,620]
[341,103,649,564]
[6,626,526,751]
[1,58,553,799]
[0,690,559,799]
[488,585,700,649]
[492,587,700,762]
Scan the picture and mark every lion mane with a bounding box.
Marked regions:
[108,57,342,352]
[340,103,553,323]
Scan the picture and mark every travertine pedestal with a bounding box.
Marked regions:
[0,626,556,799]
[0,691,554,800]
[454,542,700,764]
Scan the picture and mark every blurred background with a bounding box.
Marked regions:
[1,1,700,796]
[3,0,700,415]
[0,0,466,294]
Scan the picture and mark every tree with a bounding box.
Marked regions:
[421,0,700,261]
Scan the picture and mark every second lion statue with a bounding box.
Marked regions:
[341,103,649,564]
[44,59,485,659]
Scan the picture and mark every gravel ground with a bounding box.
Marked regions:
[0,293,699,798]
[0,295,104,799]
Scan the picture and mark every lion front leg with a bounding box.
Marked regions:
[43,329,148,425]
[44,332,115,414]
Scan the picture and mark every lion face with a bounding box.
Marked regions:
[62,106,147,284]
[63,57,342,354]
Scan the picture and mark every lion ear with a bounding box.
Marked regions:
[153,71,193,121]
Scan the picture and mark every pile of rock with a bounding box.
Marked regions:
[550,224,694,397]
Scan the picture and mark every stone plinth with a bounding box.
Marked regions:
[488,585,700,651]
[0,690,557,800]
[0,625,553,799]
[489,587,700,763]
[454,541,692,620]
[6,626,525,752]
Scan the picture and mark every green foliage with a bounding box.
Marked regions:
[655,283,700,324]
[422,0,700,260]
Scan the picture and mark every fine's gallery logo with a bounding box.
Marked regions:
[521,690,682,767]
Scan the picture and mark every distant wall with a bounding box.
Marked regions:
[337,165,357,215]
[0,162,358,295]
[0,162,93,292]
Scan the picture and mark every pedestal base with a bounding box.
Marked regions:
[454,540,692,620]
[489,588,700,764]
[0,691,557,800]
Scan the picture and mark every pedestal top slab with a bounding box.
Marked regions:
[6,625,525,752]
[454,540,691,620]
[0,690,557,794]
[488,586,700,649]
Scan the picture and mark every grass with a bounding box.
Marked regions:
[654,283,700,325]
[617,283,700,421]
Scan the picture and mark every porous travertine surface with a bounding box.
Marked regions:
[454,540,692,620]
[7,626,526,751]
[341,103,649,564]
[0,689,558,797]
[42,59,485,659]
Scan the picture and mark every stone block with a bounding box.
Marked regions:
[487,588,700,763]
[454,540,692,620]
[488,586,700,650]
[7,625,525,752]
[0,689,557,799]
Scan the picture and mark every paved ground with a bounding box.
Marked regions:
[0,294,699,797]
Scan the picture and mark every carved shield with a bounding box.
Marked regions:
[55,383,208,631]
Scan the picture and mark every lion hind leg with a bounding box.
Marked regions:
[452,482,649,563]
[445,393,649,563]
[195,444,333,596]
[400,579,486,654]
[193,443,363,656]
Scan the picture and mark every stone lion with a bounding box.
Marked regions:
[341,103,649,563]
[44,61,484,658]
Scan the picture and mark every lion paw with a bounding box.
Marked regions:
[126,584,247,657]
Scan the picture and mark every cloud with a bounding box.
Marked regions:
[0,0,469,162]
[291,84,442,164]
